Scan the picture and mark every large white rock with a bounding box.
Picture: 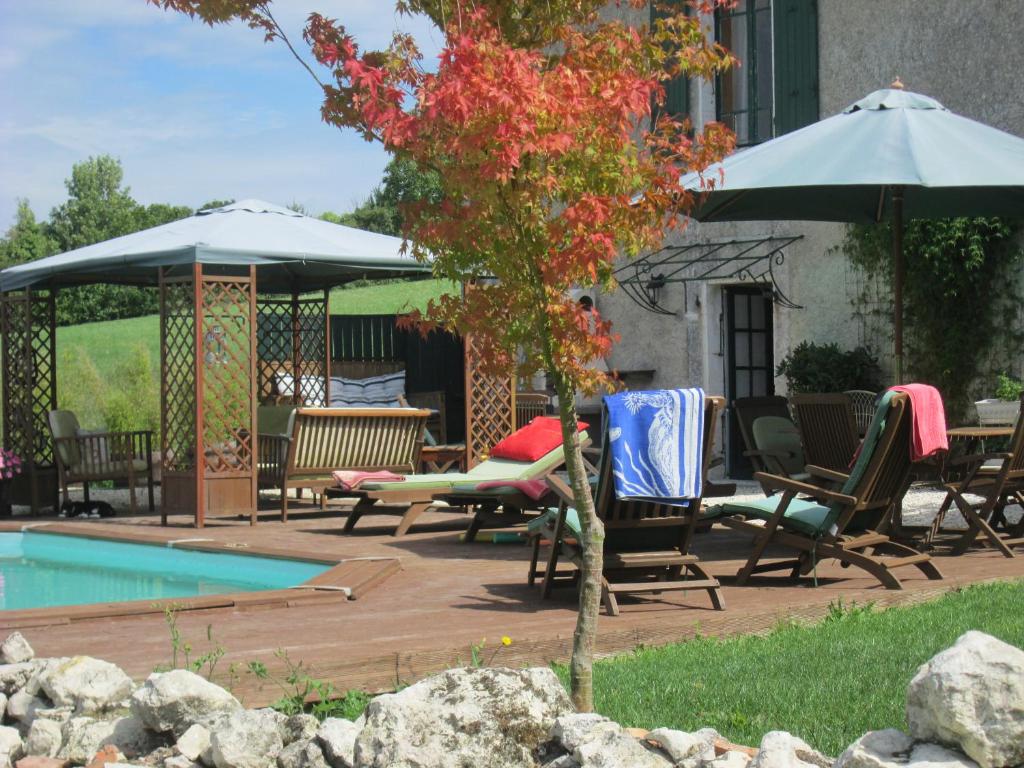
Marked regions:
[750,732,831,768]
[131,671,241,737]
[175,725,212,762]
[573,728,671,768]
[6,691,46,725]
[24,718,63,758]
[0,635,34,666]
[39,657,134,715]
[353,667,574,768]
[59,715,161,763]
[550,714,617,753]
[835,730,980,768]
[710,751,754,768]
[0,726,24,768]
[277,740,329,768]
[906,631,1024,768]
[314,720,359,768]
[647,727,718,768]
[0,664,34,696]
[208,709,284,768]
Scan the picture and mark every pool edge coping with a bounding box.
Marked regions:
[0,521,402,628]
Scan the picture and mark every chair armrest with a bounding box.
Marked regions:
[752,472,858,507]
[805,465,849,483]
[744,448,795,460]
[545,474,576,507]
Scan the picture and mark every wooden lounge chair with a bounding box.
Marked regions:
[270,407,431,522]
[516,392,550,429]
[530,396,726,616]
[733,396,806,492]
[48,410,155,514]
[790,393,860,473]
[713,391,943,590]
[932,394,1024,557]
[333,439,581,536]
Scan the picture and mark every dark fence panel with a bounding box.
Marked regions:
[330,314,466,442]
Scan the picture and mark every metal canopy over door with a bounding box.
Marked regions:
[725,286,775,478]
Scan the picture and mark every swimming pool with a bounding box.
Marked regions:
[0,531,331,611]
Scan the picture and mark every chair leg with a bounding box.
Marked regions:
[541,536,562,599]
[736,525,777,585]
[83,481,90,505]
[686,562,725,611]
[147,473,155,512]
[952,495,1014,557]
[281,489,289,523]
[528,534,542,586]
[464,509,483,543]
[343,499,373,533]
[394,502,430,537]
[128,473,137,516]
[831,547,904,590]
[601,579,618,617]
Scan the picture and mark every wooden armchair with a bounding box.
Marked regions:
[47,410,155,514]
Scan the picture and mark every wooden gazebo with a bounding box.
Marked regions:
[0,200,515,526]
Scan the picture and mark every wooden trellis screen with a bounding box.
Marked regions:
[0,290,57,513]
[256,292,330,405]
[463,332,515,468]
[160,265,258,527]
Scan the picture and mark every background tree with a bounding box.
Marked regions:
[155,0,734,709]
[0,200,56,268]
[322,157,442,236]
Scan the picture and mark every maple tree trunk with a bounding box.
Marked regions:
[550,370,603,712]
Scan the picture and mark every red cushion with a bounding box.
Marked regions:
[489,417,588,462]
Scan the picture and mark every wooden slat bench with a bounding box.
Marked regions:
[261,407,431,521]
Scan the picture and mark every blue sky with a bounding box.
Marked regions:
[0,0,443,229]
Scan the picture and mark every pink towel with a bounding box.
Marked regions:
[332,470,405,491]
[890,384,949,461]
[472,479,550,501]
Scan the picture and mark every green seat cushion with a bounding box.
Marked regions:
[719,497,832,538]
[527,506,582,537]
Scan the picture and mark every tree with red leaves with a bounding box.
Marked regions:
[151,0,735,710]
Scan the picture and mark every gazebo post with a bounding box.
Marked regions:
[323,287,332,405]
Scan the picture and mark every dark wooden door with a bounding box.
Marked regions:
[725,287,775,478]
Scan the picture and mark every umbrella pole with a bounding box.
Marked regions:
[892,186,905,384]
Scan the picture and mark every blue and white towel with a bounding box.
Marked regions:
[604,388,705,504]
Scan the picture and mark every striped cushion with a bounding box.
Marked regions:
[329,372,406,407]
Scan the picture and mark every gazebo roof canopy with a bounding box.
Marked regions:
[0,199,430,294]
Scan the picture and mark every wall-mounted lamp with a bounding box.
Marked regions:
[645,273,667,306]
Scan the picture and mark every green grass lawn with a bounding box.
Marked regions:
[570,580,1024,756]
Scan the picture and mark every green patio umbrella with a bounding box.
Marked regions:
[679,83,1024,381]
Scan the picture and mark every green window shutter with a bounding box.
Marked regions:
[773,0,819,135]
[651,1,690,120]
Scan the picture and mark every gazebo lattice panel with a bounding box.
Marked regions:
[160,276,196,475]
[0,290,57,512]
[463,333,515,468]
[200,276,255,475]
[256,294,329,405]
[160,266,258,526]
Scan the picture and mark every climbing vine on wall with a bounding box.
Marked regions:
[842,217,1023,422]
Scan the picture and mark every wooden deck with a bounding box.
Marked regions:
[9,500,1024,706]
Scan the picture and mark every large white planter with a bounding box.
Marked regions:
[974,398,1021,426]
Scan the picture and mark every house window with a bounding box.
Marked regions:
[715,0,819,145]
[716,0,774,146]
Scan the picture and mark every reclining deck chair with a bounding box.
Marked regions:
[790,393,860,473]
[531,393,725,616]
[332,433,585,536]
[733,396,807,493]
[932,394,1024,557]
[713,391,943,590]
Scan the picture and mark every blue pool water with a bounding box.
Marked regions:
[0,532,330,610]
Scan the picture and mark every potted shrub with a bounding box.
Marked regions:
[975,372,1024,425]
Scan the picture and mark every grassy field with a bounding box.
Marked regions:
[55,278,457,382]
[569,580,1024,756]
